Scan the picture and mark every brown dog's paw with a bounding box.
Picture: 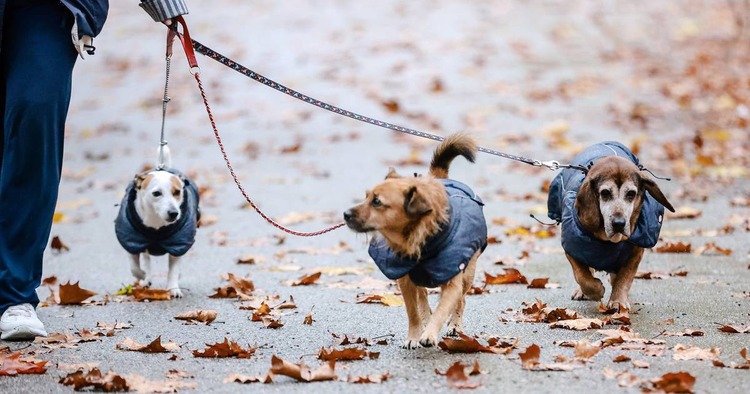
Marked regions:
[418,333,438,348]
[606,299,630,312]
[402,339,422,350]
[571,279,605,301]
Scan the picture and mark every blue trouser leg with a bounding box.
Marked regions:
[0,2,77,314]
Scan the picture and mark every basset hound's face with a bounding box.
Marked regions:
[576,157,674,243]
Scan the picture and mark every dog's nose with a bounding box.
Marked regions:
[343,210,352,222]
[167,210,179,221]
[612,216,626,232]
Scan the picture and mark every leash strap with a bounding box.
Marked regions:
[167,17,345,236]
[188,38,591,172]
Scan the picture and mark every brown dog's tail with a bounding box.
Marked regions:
[429,133,477,179]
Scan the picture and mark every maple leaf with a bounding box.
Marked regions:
[291,272,322,286]
[318,346,367,361]
[192,338,256,358]
[261,316,284,329]
[347,372,390,384]
[174,310,217,324]
[59,368,129,391]
[58,281,97,305]
[650,371,696,393]
[672,344,720,361]
[270,355,337,382]
[132,286,170,302]
[574,339,600,360]
[438,332,517,354]
[225,373,273,384]
[717,324,750,333]
[116,336,180,353]
[209,273,255,300]
[355,293,404,306]
[519,344,541,369]
[483,268,528,286]
[436,361,481,389]
[0,353,47,376]
[655,241,692,253]
[549,318,604,331]
[527,278,549,289]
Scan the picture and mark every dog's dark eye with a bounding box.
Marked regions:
[600,189,612,200]
[173,189,181,197]
[625,190,636,201]
[371,197,382,207]
[152,190,162,197]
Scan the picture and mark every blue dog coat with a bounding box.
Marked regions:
[368,179,488,288]
[115,169,201,257]
[546,142,666,272]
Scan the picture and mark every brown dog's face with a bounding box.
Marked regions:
[344,169,447,255]
[576,157,674,243]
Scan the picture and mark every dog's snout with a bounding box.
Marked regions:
[343,209,353,222]
[167,210,179,221]
[612,216,626,232]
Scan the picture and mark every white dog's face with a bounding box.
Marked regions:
[597,178,638,242]
[134,171,184,228]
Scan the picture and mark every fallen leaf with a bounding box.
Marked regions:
[210,273,255,300]
[347,372,390,384]
[355,293,404,306]
[116,336,179,353]
[666,207,702,219]
[59,369,129,391]
[50,236,70,252]
[672,344,720,361]
[574,339,600,360]
[261,316,284,329]
[174,310,217,325]
[438,332,517,354]
[304,312,314,325]
[0,353,47,376]
[694,242,732,256]
[236,255,267,264]
[125,373,197,392]
[291,272,322,286]
[58,281,97,305]
[436,361,481,389]
[225,373,273,384]
[132,286,170,302]
[613,354,631,363]
[270,355,337,382]
[318,346,367,361]
[633,360,650,368]
[527,278,549,289]
[717,324,750,333]
[519,344,541,369]
[484,269,528,286]
[192,338,256,358]
[650,371,696,393]
[550,318,604,331]
[655,241,692,253]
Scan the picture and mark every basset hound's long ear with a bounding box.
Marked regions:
[575,175,603,234]
[640,176,675,213]
[404,186,432,218]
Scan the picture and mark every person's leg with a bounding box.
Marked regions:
[0,1,77,337]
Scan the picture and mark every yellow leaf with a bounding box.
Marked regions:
[379,294,404,307]
[53,212,65,223]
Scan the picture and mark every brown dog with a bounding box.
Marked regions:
[547,142,674,312]
[344,134,488,348]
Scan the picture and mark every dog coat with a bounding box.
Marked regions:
[115,169,201,257]
[546,142,666,272]
[368,179,488,288]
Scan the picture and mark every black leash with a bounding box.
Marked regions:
[190,39,589,173]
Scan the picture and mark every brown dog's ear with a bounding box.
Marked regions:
[385,167,402,180]
[641,177,675,212]
[575,176,602,234]
[134,173,147,190]
[404,186,432,217]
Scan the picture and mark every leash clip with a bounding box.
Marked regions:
[534,160,560,171]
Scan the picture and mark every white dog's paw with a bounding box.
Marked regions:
[131,266,146,280]
[445,326,462,337]
[402,339,422,350]
[169,288,184,298]
[418,332,438,348]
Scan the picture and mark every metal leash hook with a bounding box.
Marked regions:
[157,27,178,171]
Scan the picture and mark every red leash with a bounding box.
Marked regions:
[166,17,345,237]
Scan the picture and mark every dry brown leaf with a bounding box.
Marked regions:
[125,373,197,393]
[483,269,528,286]
[655,241,692,253]
[58,281,97,305]
[694,242,732,256]
[633,360,650,369]
[291,272,322,286]
[0,353,47,376]
[116,336,179,353]
[613,354,631,363]
[59,369,129,391]
[347,372,390,384]
[261,316,284,329]
[132,286,170,301]
[225,372,273,384]
[436,361,481,389]
[270,355,337,382]
[192,338,256,358]
[236,255,267,264]
[717,324,750,333]
[574,339,600,360]
[209,273,255,300]
[550,318,604,331]
[527,278,549,289]
[355,293,404,306]
[438,332,517,354]
[174,310,217,324]
[50,236,70,252]
[304,312,314,325]
[650,371,696,393]
[318,346,367,361]
[672,344,720,361]
[666,206,702,219]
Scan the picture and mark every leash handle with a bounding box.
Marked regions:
[167,18,345,237]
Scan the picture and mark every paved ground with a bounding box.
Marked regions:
[2,0,750,392]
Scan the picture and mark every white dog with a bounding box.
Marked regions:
[114,146,200,298]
